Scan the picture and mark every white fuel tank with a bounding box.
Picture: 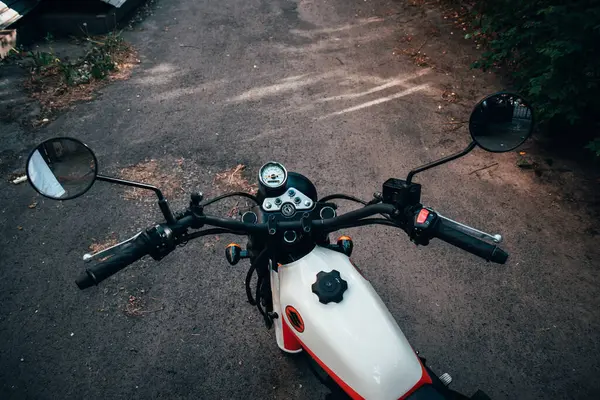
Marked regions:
[273,246,427,399]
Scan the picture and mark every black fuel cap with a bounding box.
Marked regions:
[311,270,348,304]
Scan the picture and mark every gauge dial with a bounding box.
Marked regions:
[259,162,287,189]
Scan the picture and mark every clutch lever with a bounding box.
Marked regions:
[83,232,143,263]
[436,213,502,244]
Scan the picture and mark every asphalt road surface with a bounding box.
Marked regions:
[1,0,599,399]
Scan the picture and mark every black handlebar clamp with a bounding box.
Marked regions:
[382,178,422,209]
[146,224,176,261]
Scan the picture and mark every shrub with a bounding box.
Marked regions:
[468,0,600,153]
[24,32,126,86]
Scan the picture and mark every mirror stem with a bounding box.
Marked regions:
[96,175,176,225]
[158,199,176,225]
[406,141,476,184]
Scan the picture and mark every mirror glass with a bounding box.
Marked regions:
[26,137,98,200]
[469,93,534,152]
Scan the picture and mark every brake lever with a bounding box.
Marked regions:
[83,232,143,263]
[436,213,502,244]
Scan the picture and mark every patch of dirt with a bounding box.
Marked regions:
[124,295,143,316]
[398,28,438,68]
[115,159,258,212]
[516,151,599,216]
[118,159,185,200]
[390,0,497,137]
[213,164,258,194]
[203,235,221,249]
[23,41,138,123]
[124,293,163,317]
[441,87,459,103]
[88,235,119,253]
[1,33,139,129]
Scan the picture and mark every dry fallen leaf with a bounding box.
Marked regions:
[17,226,23,230]
[28,202,37,209]
[519,151,527,155]
[213,165,258,194]
[125,295,143,317]
[119,159,182,200]
[88,237,118,253]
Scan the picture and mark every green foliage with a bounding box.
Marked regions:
[79,32,124,81]
[57,62,91,86]
[467,0,600,155]
[23,32,125,86]
[586,139,600,157]
[86,46,117,80]
[27,51,58,71]
[102,31,126,52]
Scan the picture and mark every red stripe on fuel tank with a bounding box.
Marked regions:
[292,332,430,400]
[292,334,365,400]
[398,359,433,400]
[281,318,302,351]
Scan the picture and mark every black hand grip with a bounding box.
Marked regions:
[75,234,149,289]
[433,218,508,264]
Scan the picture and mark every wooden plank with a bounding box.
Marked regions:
[101,0,127,7]
[0,28,16,58]
[0,0,40,29]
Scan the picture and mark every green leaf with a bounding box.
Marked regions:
[585,139,600,156]
[91,65,106,79]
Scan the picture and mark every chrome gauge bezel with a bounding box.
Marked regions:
[258,162,288,190]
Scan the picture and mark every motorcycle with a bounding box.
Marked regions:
[25,92,534,400]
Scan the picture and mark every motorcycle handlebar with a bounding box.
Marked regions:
[75,204,397,290]
[196,203,509,264]
[75,234,149,289]
[75,202,508,290]
[432,216,508,264]
[194,203,398,234]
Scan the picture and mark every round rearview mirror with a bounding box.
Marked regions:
[26,137,98,200]
[469,92,534,153]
